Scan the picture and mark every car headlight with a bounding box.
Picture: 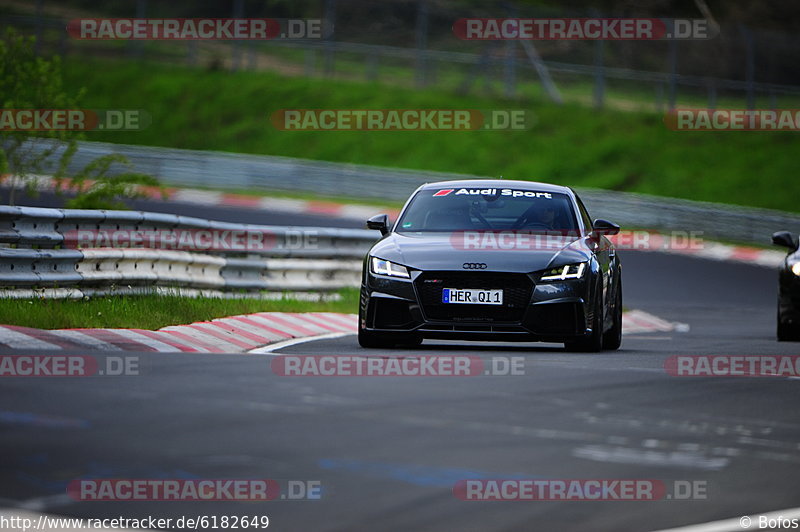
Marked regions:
[370,257,411,278]
[540,262,587,281]
[792,262,800,276]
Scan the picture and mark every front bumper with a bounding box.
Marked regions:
[360,269,593,343]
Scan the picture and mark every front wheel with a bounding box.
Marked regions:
[565,286,604,352]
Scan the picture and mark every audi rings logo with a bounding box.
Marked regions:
[462,263,488,270]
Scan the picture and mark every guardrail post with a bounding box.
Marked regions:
[742,25,756,110]
[366,52,379,81]
[593,39,605,109]
[34,0,44,55]
[247,41,257,70]
[668,38,678,111]
[187,41,197,66]
[231,0,244,72]
[127,0,147,59]
[323,0,336,77]
[415,0,429,88]
[707,78,717,109]
[305,49,316,76]
[655,82,664,112]
[504,41,517,98]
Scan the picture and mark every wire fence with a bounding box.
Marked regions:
[4,1,800,111]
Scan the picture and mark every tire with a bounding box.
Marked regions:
[565,284,604,352]
[777,305,799,342]
[602,277,622,351]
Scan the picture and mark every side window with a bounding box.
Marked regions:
[575,196,593,233]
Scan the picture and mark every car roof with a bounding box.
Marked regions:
[419,179,573,195]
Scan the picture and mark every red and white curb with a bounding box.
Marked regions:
[638,239,785,268]
[0,174,399,221]
[0,310,683,352]
[0,312,357,353]
[168,188,400,221]
[622,310,689,335]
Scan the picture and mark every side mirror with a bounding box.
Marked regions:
[367,214,389,236]
[772,231,798,251]
[591,219,620,236]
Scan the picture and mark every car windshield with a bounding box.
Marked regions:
[395,187,580,233]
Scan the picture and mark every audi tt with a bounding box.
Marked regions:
[358,179,622,351]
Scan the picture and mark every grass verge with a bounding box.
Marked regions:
[0,289,359,330]
[60,58,800,213]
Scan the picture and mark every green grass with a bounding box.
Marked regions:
[59,57,800,213]
[0,289,359,330]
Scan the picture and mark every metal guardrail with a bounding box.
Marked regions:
[17,140,800,247]
[3,177,798,299]
[576,189,800,247]
[0,204,374,258]
[0,205,375,297]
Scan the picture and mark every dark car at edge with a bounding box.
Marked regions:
[772,230,800,341]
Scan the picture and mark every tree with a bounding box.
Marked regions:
[0,27,161,209]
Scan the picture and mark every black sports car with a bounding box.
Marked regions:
[772,230,800,341]
[358,179,623,351]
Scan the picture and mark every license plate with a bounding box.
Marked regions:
[442,288,503,305]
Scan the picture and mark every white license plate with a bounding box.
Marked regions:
[442,288,503,305]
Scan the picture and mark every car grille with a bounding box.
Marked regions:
[415,271,533,322]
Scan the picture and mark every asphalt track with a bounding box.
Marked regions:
[1,192,799,532]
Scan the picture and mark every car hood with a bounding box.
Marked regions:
[369,232,592,273]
